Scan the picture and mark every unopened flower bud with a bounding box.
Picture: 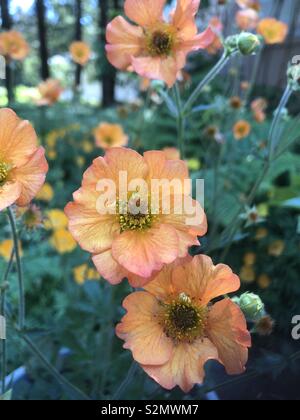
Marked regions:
[237,32,261,55]
[287,60,300,91]
[236,292,265,321]
[224,35,239,56]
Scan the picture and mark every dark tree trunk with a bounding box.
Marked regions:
[75,0,82,87]
[0,0,14,104]
[99,0,116,107]
[36,0,50,80]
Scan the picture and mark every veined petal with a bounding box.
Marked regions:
[0,181,21,212]
[106,16,144,70]
[207,299,251,375]
[116,291,173,365]
[131,55,179,88]
[171,0,201,39]
[124,0,165,27]
[112,224,179,278]
[142,337,218,392]
[179,27,215,52]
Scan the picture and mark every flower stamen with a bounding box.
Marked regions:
[0,161,9,185]
[147,28,174,57]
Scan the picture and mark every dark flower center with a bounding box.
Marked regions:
[148,30,173,57]
[0,161,9,185]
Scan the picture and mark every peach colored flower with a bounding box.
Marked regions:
[257,18,288,45]
[0,30,29,61]
[117,255,251,392]
[69,41,91,66]
[94,123,129,150]
[163,147,180,160]
[105,0,214,87]
[37,79,63,106]
[251,97,267,123]
[236,9,259,30]
[233,120,251,140]
[0,108,48,212]
[65,148,207,287]
[236,0,260,11]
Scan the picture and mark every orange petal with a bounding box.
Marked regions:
[13,147,48,207]
[116,291,173,365]
[131,55,179,88]
[106,16,144,70]
[0,181,21,212]
[0,108,38,167]
[144,150,189,183]
[65,201,119,254]
[171,0,200,39]
[171,255,240,306]
[142,338,218,392]
[207,299,251,375]
[180,27,216,53]
[112,224,179,278]
[124,0,165,27]
[92,250,127,285]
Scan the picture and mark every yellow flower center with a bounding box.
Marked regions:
[147,27,174,57]
[0,161,9,185]
[117,193,156,232]
[161,293,208,344]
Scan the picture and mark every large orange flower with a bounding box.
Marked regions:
[65,148,207,287]
[37,79,63,106]
[0,108,48,212]
[0,30,29,61]
[69,41,91,66]
[257,18,288,45]
[117,255,251,392]
[105,0,214,87]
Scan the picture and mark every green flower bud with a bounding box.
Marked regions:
[287,60,300,91]
[224,35,239,56]
[237,32,261,55]
[236,292,265,321]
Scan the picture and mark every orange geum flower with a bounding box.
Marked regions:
[0,108,48,212]
[233,120,251,140]
[65,148,207,287]
[257,18,288,45]
[105,0,214,87]
[116,255,251,392]
[0,30,29,61]
[37,79,63,106]
[94,123,129,150]
[69,41,91,66]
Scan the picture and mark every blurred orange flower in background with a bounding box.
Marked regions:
[117,255,251,392]
[0,108,48,212]
[37,79,63,106]
[105,0,214,87]
[94,123,129,150]
[257,18,288,44]
[0,30,29,61]
[236,9,259,30]
[69,41,91,66]
[65,148,207,287]
[251,97,268,123]
[233,120,251,140]
[236,0,261,11]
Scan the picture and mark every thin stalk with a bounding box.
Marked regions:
[111,361,138,400]
[173,83,185,158]
[7,208,25,330]
[0,246,15,395]
[20,333,91,401]
[183,52,233,115]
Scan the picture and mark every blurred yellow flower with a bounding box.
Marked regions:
[255,227,268,240]
[47,149,57,160]
[76,156,85,167]
[0,30,29,61]
[73,264,100,285]
[240,265,256,283]
[50,229,77,254]
[257,18,288,45]
[94,123,128,150]
[45,209,68,231]
[69,41,91,66]
[187,158,201,171]
[243,252,256,266]
[36,183,54,202]
[268,240,285,257]
[82,140,93,154]
[257,274,272,289]
[0,239,23,262]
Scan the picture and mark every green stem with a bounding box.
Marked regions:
[111,361,138,400]
[183,52,233,115]
[173,83,185,158]
[20,333,91,401]
[7,208,25,331]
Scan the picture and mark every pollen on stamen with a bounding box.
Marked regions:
[0,161,9,185]
[147,29,174,57]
